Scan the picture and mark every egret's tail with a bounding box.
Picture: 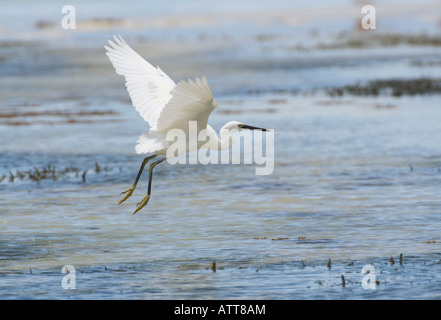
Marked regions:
[135,132,168,155]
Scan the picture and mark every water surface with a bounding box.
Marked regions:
[1,0,441,299]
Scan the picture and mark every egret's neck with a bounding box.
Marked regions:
[205,125,233,151]
[218,126,234,150]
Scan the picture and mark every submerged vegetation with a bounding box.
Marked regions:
[245,77,441,98]
[325,77,441,97]
[317,33,441,50]
[0,110,119,126]
[0,162,109,184]
[275,33,441,53]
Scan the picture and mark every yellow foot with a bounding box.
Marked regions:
[133,194,151,214]
[117,187,135,205]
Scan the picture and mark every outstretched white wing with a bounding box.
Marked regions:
[155,77,217,133]
[105,35,175,131]
[105,35,217,136]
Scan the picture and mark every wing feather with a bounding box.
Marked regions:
[155,76,217,133]
[105,36,217,136]
[105,35,175,130]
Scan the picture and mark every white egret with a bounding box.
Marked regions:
[105,35,268,214]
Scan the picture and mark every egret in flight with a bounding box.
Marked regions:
[105,35,268,214]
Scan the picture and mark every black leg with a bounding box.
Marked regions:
[118,154,157,205]
[147,158,166,195]
[133,157,166,214]
[134,155,158,191]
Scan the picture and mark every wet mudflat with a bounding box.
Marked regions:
[1,0,441,299]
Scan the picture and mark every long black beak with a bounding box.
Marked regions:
[239,124,268,131]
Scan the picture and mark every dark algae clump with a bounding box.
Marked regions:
[326,77,441,97]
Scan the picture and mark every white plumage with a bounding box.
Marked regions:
[105,35,217,156]
[105,35,267,214]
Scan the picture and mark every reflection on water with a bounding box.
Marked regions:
[1,0,441,299]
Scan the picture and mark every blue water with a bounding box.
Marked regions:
[1,0,441,299]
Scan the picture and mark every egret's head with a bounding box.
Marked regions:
[222,121,268,132]
[216,121,269,151]
[237,123,268,131]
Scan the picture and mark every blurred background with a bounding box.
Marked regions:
[1,0,441,299]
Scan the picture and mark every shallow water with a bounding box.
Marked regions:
[1,0,441,299]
